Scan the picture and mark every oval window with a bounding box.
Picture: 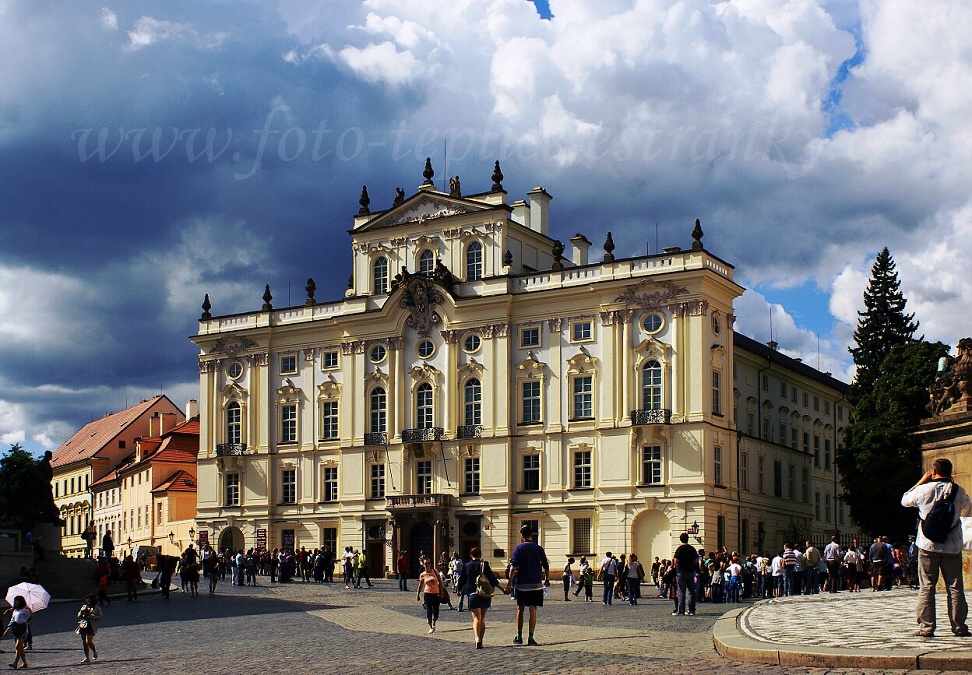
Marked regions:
[463,333,482,354]
[417,339,435,359]
[642,312,664,334]
[370,345,387,363]
[227,361,244,379]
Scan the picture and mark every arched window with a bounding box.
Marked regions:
[466,241,483,281]
[226,401,241,444]
[464,378,482,426]
[373,256,388,294]
[416,383,434,428]
[642,360,662,410]
[419,249,435,275]
[369,388,387,433]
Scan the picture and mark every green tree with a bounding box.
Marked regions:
[849,247,920,398]
[0,443,51,532]
[837,341,949,540]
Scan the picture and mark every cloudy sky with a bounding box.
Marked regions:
[2,0,970,455]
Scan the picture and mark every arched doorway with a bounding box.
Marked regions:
[219,526,245,552]
[409,522,434,578]
[631,510,673,564]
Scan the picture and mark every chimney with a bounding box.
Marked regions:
[527,187,552,235]
[186,399,199,419]
[767,340,779,351]
[570,234,591,266]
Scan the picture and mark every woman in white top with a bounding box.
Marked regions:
[625,554,644,605]
[3,595,31,670]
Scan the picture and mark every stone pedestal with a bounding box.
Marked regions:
[35,521,63,555]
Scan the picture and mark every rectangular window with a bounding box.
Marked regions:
[323,527,337,555]
[758,456,765,493]
[572,376,593,419]
[803,431,811,457]
[779,422,787,446]
[322,467,338,502]
[746,412,755,436]
[522,454,540,492]
[741,518,750,552]
[282,469,296,504]
[824,438,832,470]
[464,457,480,495]
[717,515,726,550]
[824,400,831,415]
[714,445,723,485]
[322,350,339,369]
[813,396,820,412]
[570,320,592,342]
[838,405,844,421]
[813,434,820,466]
[762,415,771,441]
[788,463,795,500]
[281,404,297,444]
[157,501,163,524]
[815,491,821,520]
[802,467,809,503]
[740,452,749,491]
[520,326,541,348]
[370,464,385,499]
[790,427,798,450]
[522,380,541,424]
[773,460,783,498]
[803,392,809,407]
[712,371,722,415]
[643,446,662,485]
[572,517,592,554]
[780,381,787,397]
[416,460,433,495]
[573,450,592,489]
[522,519,540,542]
[321,401,339,440]
[825,492,832,522]
[762,374,769,391]
[791,386,797,403]
[280,354,297,374]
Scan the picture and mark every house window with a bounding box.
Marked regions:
[712,371,722,415]
[572,376,593,419]
[813,396,820,412]
[522,454,540,492]
[522,519,540,541]
[762,414,771,440]
[323,527,337,555]
[788,463,795,500]
[773,460,783,498]
[282,469,296,504]
[370,464,385,499]
[814,491,821,520]
[779,422,787,445]
[521,380,541,424]
[802,467,809,503]
[791,386,797,403]
[803,392,809,407]
[780,381,787,397]
[416,383,434,428]
[322,467,338,502]
[642,360,662,410]
[419,249,435,274]
[225,472,240,506]
[762,374,769,391]
[322,350,339,369]
[417,339,435,359]
[416,460,433,494]
[790,427,798,450]
[462,333,481,354]
[520,326,540,348]
[825,492,831,522]
[281,404,297,444]
[824,400,831,415]
[573,450,592,489]
[464,379,482,426]
[466,241,483,281]
[464,457,480,495]
[714,445,723,485]
[321,401,339,439]
[740,452,749,491]
[370,388,387,433]
[803,431,811,457]
[741,518,749,553]
[570,320,593,342]
[373,256,388,294]
[643,445,662,485]
[824,438,832,470]
[758,456,765,493]
[572,517,592,554]
[280,354,297,375]
[812,434,819,466]
[746,412,755,436]
[837,405,844,421]
[226,401,242,445]
[717,515,726,549]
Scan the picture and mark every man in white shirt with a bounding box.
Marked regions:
[901,458,972,637]
[823,536,842,593]
[770,552,784,597]
[599,552,617,605]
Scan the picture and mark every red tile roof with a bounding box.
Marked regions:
[152,469,197,493]
[51,396,172,469]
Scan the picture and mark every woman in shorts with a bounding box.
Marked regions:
[2,596,31,670]
[456,548,506,649]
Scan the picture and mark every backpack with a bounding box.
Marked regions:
[922,482,958,543]
[475,561,495,597]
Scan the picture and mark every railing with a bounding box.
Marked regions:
[387,494,453,509]
[456,425,483,440]
[215,443,248,456]
[402,427,444,443]
[364,432,388,446]
[630,408,672,425]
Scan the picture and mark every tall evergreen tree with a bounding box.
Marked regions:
[849,247,919,398]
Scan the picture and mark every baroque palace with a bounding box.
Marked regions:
[191,161,849,576]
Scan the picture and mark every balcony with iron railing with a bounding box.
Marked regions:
[630,408,672,425]
[456,425,483,440]
[364,432,388,446]
[401,427,444,443]
[215,443,248,456]
[387,493,453,509]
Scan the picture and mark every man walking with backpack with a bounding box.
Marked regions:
[901,458,972,637]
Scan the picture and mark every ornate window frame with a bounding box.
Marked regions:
[276,379,302,447]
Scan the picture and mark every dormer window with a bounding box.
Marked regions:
[419,249,435,275]
[466,242,483,281]
[373,256,388,295]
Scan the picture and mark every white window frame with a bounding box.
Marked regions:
[466,241,483,281]
[322,466,338,502]
[321,400,339,440]
[369,387,387,433]
[573,449,592,489]
[521,380,542,424]
[520,325,541,348]
[463,457,480,495]
[370,463,385,499]
[642,445,663,486]
[642,360,662,410]
[522,453,541,492]
[281,468,297,504]
[570,319,593,343]
[225,472,240,506]
[416,460,433,495]
[373,256,388,294]
[280,403,298,444]
[571,375,593,420]
[463,378,482,426]
[415,382,434,429]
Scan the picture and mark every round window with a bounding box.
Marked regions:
[461,521,479,537]
[227,361,244,379]
[642,312,664,334]
[462,333,482,354]
[369,344,387,363]
[417,339,435,359]
[711,314,721,335]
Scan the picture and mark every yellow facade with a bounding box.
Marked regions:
[192,164,849,573]
[53,463,96,557]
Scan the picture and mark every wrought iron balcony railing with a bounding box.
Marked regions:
[387,493,453,509]
[401,427,444,443]
[364,432,388,446]
[215,443,248,456]
[456,425,483,440]
[630,408,672,425]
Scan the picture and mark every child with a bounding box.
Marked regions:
[582,564,594,601]
[97,571,111,607]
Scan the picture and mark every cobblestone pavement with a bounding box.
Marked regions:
[7,580,970,673]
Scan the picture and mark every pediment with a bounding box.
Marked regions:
[354,193,488,232]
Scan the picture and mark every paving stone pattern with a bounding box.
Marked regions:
[8,580,971,673]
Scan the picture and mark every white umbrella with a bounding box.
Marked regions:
[5,582,50,612]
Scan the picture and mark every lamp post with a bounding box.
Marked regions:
[127,536,132,556]
[168,531,174,552]
[189,527,195,546]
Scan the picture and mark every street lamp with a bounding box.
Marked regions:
[127,536,132,555]
[189,527,195,544]
[168,531,174,545]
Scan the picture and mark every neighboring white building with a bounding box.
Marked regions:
[190,161,850,575]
